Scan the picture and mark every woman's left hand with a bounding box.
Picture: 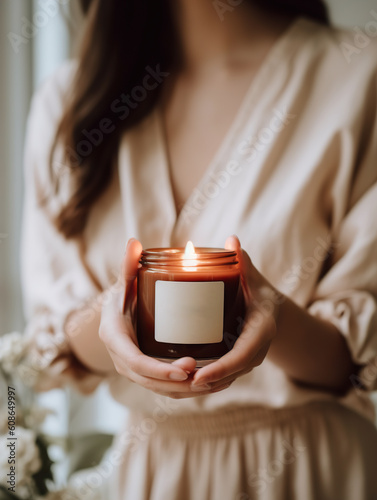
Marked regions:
[191,235,281,391]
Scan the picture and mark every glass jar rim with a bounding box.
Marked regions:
[140,247,239,267]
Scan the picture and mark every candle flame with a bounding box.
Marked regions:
[183,241,198,270]
[184,240,196,258]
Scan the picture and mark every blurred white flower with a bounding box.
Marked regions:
[1,427,42,486]
[0,429,38,499]
[16,362,41,388]
[36,488,82,500]
[15,481,34,500]
[0,333,80,499]
[0,332,28,374]
[0,408,8,434]
[25,406,54,429]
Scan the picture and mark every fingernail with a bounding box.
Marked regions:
[190,383,211,392]
[169,372,188,381]
[191,378,208,387]
[125,238,136,252]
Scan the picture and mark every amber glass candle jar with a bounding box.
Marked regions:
[137,242,246,367]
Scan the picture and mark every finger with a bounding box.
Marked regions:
[225,235,251,271]
[198,373,240,390]
[122,370,210,395]
[100,312,189,382]
[122,238,142,313]
[121,238,143,286]
[191,376,236,392]
[171,357,197,374]
[210,382,233,393]
[192,314,274,385]
[119,369,233,398]
[107,361,211,398]
[108,347,232,398]
[225,235,245,277]
[152,390,214,399]
[224,234,241,251]
[107,341,191,382]
[225,235,252,302]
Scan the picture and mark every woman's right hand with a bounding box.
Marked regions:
[99,239,226,398]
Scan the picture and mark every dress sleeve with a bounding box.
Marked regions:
[308,85,377,392]
[21,65,104,394]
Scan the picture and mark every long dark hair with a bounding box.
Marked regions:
[51,0,329,239]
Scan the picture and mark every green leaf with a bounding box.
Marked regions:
[67,433,113,476]
[31,435,54,496]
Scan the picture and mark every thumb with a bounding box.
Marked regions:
[121,238,143,313]
[225,234,248,274]
[224,234,241,252]
[225,234,252,302]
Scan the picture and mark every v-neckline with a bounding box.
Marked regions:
[155,17,305,239]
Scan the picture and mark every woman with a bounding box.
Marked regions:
[22,0,377,498]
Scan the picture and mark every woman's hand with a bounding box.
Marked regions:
[100,236,279,398]
[191,236,358,394]
[99,239,227,398]
[191,235,279,391]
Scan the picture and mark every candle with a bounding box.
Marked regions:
[137,242,245,366]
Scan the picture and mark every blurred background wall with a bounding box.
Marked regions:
[329,0,377,26]
[0,0,79,334]
[0,0,376,478]
[0,0,125,469]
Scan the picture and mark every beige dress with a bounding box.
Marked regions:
[22,18,377,500]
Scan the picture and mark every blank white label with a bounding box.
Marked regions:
[155,281,224,344]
